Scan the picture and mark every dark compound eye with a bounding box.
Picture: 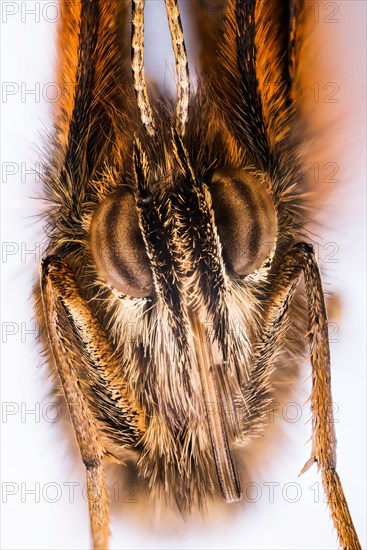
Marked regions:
[89,191,154,298]
[210,169,277,277]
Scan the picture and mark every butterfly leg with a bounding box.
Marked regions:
[251,242,361,549]
[40,256,144,550]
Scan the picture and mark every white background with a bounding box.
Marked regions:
[1,1,366,549]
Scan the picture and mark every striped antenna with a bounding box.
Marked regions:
[164,0,190,135]
[131,0,190,137]
[131,0,156,137]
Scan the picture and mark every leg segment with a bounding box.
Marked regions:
[40,255,145,549]
[252,242,361,549]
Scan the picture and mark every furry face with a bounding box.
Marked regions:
[35,1,361,548]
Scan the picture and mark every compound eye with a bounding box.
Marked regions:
[210,170,277,277]
[89,191,154,298]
